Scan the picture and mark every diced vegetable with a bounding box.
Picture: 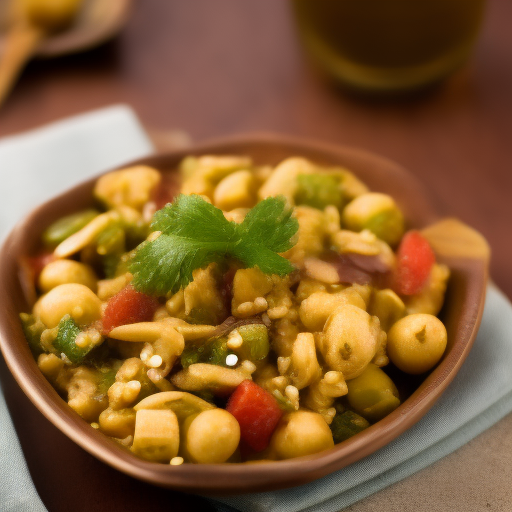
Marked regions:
[42,209,99,247]
[102,286,160,334]
[226,380,283,452]
[237,324,269,361]
[185,307,221,326]
[96,361,123,395]
[19,313,45,356]
[180,337,233,369]
[342,193,404,246]
[394,230,436,296]
[27,252,55,281]
[131,409,179,462]
[330,410,370,443]
[294,173,343,210]
[346,364,400,422]
[95,222,125,256]
[54,316,93,364]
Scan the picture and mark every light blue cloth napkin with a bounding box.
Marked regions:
[1,107,511,512]
[0,105,153,241]
[0,105,153,512]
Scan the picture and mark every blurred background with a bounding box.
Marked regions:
[0,0,511,301]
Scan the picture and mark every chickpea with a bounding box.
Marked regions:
[214,170,256,211]
[299,290,366,332]
[387,314,447,374]
[258,157,316,204]
[320,304,382,380]
[38,259,98,293]
[342,192,405,246]
[369,288,405,332]
[346,364,400,422]
[184,409,240,463]
[94,166,161,211]
[270,411,334,460]
[34,283,101,328]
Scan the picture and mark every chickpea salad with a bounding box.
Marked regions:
[21,155,450,464]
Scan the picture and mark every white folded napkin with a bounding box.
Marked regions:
[0,107,511,512]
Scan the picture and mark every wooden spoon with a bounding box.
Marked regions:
[0,0,131,108]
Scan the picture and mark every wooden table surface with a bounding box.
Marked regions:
[1,1,511,511]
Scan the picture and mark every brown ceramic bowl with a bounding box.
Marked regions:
[0,134,490,494]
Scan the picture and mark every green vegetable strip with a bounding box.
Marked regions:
[42,209,99,247]
[330,410,370,444]
[237,324,269,361]
[20,313,45,356]
[180,337,233,369]
[53,316,92,364]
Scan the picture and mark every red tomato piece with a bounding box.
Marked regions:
[28,252,55,281]
[226,380,283,452]
[102,285,160,334]
[394,230,436,296]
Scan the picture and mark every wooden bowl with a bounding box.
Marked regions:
[0,134,490,494]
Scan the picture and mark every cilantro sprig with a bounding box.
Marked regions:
[130,194,298,296]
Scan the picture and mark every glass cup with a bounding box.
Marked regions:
[292,0,486,93]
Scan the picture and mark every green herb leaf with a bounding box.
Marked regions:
[130,194,298,295]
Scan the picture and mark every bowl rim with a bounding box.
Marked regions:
[0,133,489,494]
